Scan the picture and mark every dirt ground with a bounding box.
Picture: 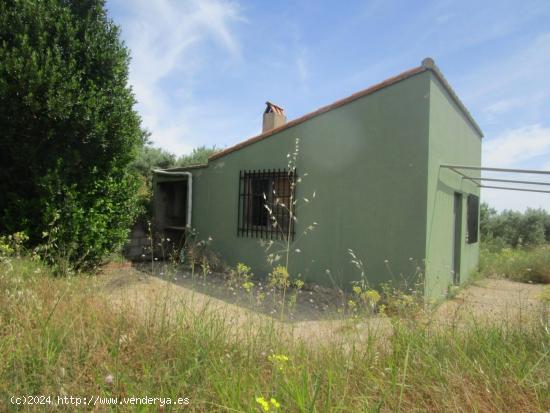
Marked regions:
[101,263,548,344]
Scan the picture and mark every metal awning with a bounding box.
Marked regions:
[441,165,550,194]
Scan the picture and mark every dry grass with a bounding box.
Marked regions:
[0,257,549,412]
[480,244,550,284]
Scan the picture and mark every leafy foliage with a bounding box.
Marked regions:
[480,245,550,284]
[131,145,176,177]
[130,144,220,221]
[480,203,550,248]
[130,145,176,220]
[176,145,220,167]
[0,0,146,269]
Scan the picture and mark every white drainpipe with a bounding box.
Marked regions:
[153,170,192,228]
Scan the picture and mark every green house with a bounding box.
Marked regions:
[153,58,482,300]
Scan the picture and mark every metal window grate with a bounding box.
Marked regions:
[238,169,296,240]
[467,194,479,244]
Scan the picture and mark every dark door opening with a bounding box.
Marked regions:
[452,192,462,285]
[155,179,188,249]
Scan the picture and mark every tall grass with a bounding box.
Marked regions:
[1,258,549,412]
[480,244,550,284]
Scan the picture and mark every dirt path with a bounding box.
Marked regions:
[434,278,546,325]
[101,265,547,343]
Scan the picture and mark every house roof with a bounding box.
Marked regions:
[158,163,209,172]
[208,58,483,163]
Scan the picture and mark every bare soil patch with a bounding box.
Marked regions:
[100,264,547,343]
[434,278,546,325]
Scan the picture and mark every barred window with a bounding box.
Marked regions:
[238,169,296,239]
[467,194,479,244]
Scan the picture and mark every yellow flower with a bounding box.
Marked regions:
[268,354,289,371]
[270,398,281,409]
[268,354,289,362]
[293,279,304,289]
[363,289,381,304]
[352,285,362,295]
[268,266,290,289]
[256,397,270,411]
[242,281,254,292]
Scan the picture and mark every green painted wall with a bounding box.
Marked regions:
[154,69,482,298]
[183,72,432,291]
[425,72,482,300]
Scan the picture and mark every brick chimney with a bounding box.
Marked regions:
[262,101,286,133]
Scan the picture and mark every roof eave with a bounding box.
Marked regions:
[154,163,209,173]
[421,58,484,138]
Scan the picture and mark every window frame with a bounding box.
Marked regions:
[238,169,296,240]
[466,194,479,244]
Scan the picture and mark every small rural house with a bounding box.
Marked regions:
[153,58,482,300]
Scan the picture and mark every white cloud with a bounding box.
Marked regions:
[297,52,308,83]
[483,98,523,116]
[481,187,550,212]
[462,33,550,106]
[435,14,453,24]
[481,124,550,211]
[110,0,244,155]
[483,124,550,167]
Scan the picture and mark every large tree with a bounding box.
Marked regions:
[0,0,146,269]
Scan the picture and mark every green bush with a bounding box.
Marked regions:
[40,173,140,272]
[0,0,146,270]
[480,244,550,284]
[481,204,550,247]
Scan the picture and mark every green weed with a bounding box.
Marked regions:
[0,257,549,412]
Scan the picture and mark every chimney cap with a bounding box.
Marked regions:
[264,101,285,115]
[421,57,435,69]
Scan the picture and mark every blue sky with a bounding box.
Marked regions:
[106,0,550,212]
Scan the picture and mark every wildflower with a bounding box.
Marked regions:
[268,266,290,289]
[255,396,280,411]
[104,374,114,386]
[242,281,254,292]
[270,398,281,409]
[268,354,289,371]
[363,289,381,304]
[119,334,130,346]
[352,285,362,295]
[348,299,357,310]
[293,279,304,289]
[256,397,270,411]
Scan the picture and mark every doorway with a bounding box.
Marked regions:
[155,179,188,250]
